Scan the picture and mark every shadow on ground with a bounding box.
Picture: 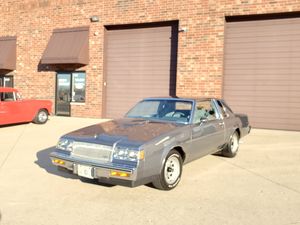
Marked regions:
[0,122,29,128]
[35,146,77,179]
[35,146,115,187]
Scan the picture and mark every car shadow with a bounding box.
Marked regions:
[0,122,30,128]
[35,146,115,187]
[35,146,77,179]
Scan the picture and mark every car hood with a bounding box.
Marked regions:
[64,118,183,147]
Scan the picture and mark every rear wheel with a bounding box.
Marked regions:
[222,131,239,158]
[152,150,183,190]
[33,109,49,124]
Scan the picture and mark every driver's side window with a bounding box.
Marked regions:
[1,92,15,102]
[193,100,217,124]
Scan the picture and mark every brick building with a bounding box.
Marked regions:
[0,0,300,131]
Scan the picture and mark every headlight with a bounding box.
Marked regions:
[56,138,74,152]
[113,147,144,162]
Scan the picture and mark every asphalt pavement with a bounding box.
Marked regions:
[0,116,300,225]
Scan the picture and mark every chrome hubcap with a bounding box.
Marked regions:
[164,155,180,185]
[38,111,48,122]
[231,133,239,153]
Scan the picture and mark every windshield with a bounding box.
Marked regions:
[126,99,193,124]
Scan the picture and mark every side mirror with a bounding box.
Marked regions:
[200,118,208,125]
[16,92,22,101]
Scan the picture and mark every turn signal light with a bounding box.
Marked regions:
[53,159,65,165]
[139,150,145,160]
[110,171,130,177]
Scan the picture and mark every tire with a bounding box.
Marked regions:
[33,109,49,124]
[222,131,240,158]
[152,150,183,191]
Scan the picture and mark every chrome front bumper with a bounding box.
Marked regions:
[50,151,138,182]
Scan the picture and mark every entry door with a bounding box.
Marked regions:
[3,76,13,87]
[0,76,13,87]
[56,73,71,116]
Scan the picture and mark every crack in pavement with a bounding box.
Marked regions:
[285,221,300,225]
[0,124,28,172]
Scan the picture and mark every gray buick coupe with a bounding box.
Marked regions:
[50,97,250,190]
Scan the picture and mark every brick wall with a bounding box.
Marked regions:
[1,0,300,118]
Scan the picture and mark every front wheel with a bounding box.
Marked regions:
[152,150,183,190]
[222,131,240,158]
[33,109,49,124]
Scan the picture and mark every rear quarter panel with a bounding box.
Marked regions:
[223,116,242,143]
[235,113,250,138]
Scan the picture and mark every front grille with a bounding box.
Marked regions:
[72,142,113,162]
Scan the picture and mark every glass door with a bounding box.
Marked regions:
[4,76,13,87]
[56,73,71,116]
[0,76,13,87]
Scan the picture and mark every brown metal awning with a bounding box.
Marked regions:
[41,26,89,65]
[0,36,17,71]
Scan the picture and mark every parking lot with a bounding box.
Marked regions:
[0,116,300,225]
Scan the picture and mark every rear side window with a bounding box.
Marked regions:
[0,92,15,101]
[221,100,234,114]
[216,100,228,118]
[217,100,234,118]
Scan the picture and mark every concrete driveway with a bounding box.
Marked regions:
[0,117,300,225]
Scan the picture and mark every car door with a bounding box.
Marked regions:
[0,91,27,125]
[187,100,225,161]
[0,91,18,124]
[0,97,9,125]
[0,103,10,125]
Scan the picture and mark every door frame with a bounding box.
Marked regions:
[0,75,14,87]
[55,72,72,116]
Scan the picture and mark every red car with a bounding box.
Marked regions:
[0,87,52,125]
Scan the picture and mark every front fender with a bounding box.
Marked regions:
[142,128,190,179]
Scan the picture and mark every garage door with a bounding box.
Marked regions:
[224,17,300,131]
[104,23,178,118]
